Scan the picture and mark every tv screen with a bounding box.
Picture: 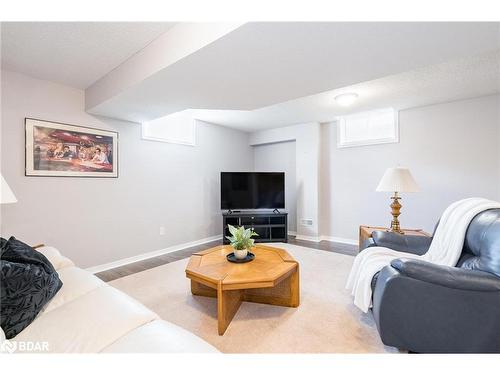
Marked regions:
[221,172,285,210]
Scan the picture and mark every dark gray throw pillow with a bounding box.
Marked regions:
[1,237,57,273]
[0,237,63,339]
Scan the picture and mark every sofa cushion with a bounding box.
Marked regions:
[41,266,105,314]
[35,246,74,271]
[12,285,157,353]
[101,320,218,353]
[0,237,63,339]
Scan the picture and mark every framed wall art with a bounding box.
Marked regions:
[25,118,118,178]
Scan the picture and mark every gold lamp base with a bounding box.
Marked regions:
[389,192,404,234]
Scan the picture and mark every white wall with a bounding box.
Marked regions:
[1,70,253,268]
[249,123,320,240]
[320,95,500,240]
[253,141,297,231]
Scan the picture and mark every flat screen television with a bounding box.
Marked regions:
[221,172,285,210]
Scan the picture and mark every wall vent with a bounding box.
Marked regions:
[300,219,313,226]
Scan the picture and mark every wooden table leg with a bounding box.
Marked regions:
[191,280,217,298]
[289,264,300,307]
[242,265,300,307]
[217,282,243,335]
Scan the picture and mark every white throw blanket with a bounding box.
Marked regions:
[346,197,500,312]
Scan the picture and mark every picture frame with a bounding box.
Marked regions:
[25,118,119,178]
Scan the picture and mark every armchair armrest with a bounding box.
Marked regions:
[390,258,500,291]
[370,231,432,255]
[372,259,500,353]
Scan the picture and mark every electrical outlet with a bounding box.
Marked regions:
[159,226,165,236]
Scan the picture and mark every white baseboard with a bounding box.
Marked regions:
[86,232,357,274]
[294,234,321,242]
[292,233,357,246]
[319,235,358,246]
[86,234,222,274]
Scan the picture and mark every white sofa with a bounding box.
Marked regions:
[1,246,218,353]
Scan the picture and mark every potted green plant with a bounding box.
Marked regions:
[226,225,258,260]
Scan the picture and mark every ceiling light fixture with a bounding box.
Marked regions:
[334,93,359,106]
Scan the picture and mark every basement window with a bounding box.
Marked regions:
[337,108,399,148]
[142,111,196,146]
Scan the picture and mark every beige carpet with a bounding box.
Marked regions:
[110,243,397,353]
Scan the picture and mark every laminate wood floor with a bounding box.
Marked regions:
[95,236,358,282]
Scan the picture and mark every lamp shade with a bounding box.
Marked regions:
[1,174,17,204]
[376,167,419,193]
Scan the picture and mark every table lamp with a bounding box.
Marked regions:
[376,167,419,234]
[1,174,17,204]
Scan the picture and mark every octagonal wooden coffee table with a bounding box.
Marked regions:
[185,244,300,335]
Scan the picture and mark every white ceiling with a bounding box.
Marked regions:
[1,22,175,88]
[85,22,500,128]
[190,50,500,131]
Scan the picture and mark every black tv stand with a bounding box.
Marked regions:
[222,210,288,244]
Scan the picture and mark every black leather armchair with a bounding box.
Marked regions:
[362,209,500,353]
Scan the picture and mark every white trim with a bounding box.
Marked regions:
[85,232,358,274]
[295,234,321,242]
[86,234,221,274]
[293,233,357,246]
[319,235,358,246]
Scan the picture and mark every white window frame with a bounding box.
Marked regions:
[141,116,197,146]
[337,108,399,148]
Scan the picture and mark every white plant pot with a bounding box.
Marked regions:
[234,249,248,260]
